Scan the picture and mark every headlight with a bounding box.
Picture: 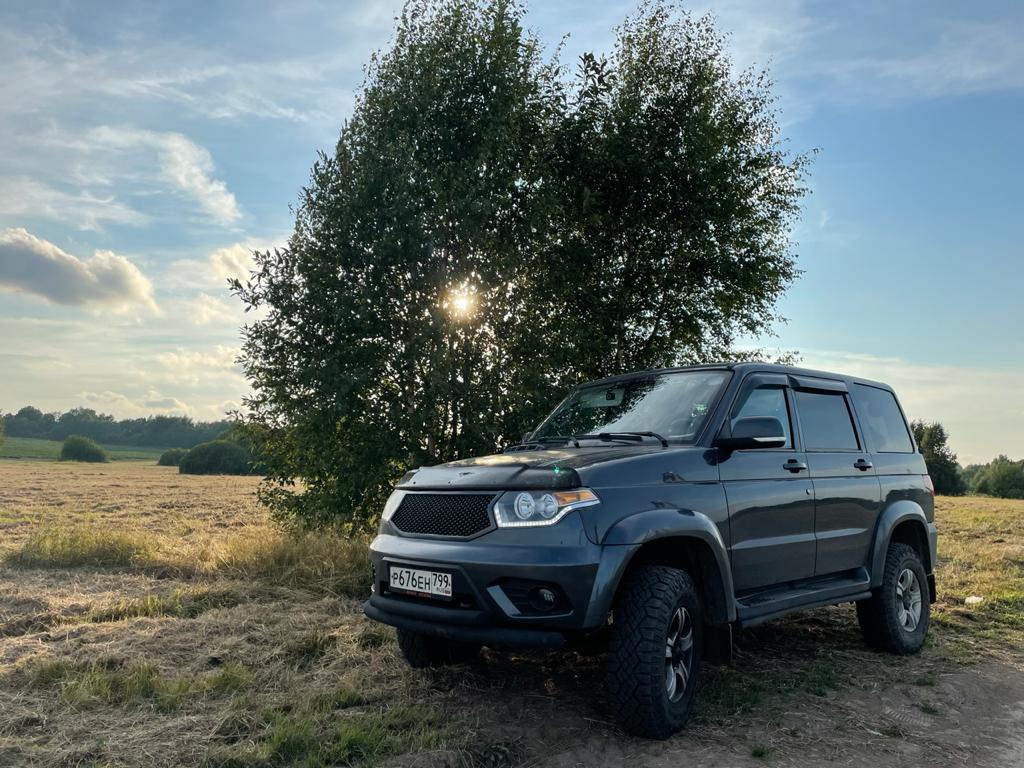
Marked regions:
[494,488,599,528]
[381,490,404,521]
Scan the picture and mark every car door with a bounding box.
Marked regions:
[720,374,816,592]
[790,377,882,576]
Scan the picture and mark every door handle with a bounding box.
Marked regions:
[854,458,873,471]
[783,459,807,473]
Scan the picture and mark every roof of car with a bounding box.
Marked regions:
[578,362,893,392]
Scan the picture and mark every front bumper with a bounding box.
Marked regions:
[364,519,632,648]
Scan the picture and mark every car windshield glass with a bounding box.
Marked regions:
[532,371,730,444]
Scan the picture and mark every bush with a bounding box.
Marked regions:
[179,440,250,475]
[157,448,189,467]
[60,435,108,463]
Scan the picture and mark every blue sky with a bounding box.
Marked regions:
[0,0,1021,463]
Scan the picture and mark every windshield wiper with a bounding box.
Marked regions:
[570,431,669,448]
[503,435,575,452]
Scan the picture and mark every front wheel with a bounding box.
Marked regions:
[856,542,930,654]
[607,565,703,739]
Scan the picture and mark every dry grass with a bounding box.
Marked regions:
[0,459,1022,768]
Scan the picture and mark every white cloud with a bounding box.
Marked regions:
[178,292,238,326]
[209,242,257,282]
[79,389,191,417]
[156,345,243,387]
[797,350,1024,465]
[0,227,158,313]
[87,127,241,225]
[0,177,149,232]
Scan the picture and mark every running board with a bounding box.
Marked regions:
[735,570,872,628]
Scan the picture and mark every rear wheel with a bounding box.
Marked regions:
[856,542,930,654]
[395,628,480,668]
[607,565,702,739]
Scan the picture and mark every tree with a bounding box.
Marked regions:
[179,440,251,476]
[970,455,1024,499]
[234,0,810,529]
[910,420,966,495]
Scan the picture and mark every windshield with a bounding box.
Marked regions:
[532,370,730,444]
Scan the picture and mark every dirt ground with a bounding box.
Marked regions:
[0,460,1021,768]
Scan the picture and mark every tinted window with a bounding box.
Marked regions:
[533,371,729,443]
[731,386,792,448]
[851,384,913,453]
[795,391,859,451]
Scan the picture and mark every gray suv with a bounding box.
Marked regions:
[364,363,937,738]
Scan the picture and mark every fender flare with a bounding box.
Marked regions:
[583,507,736,627]
[869,500,932,589]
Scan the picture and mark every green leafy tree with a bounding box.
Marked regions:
[60,435,108,463]
[234,0,810,529]
[179,441,251,476]
[910,420,966,495]
[970,455,1024,499]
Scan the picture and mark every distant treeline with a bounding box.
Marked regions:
[2,406,234,449]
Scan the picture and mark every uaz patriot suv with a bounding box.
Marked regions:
[364,363,937,738]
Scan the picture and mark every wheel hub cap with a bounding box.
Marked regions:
[665,606,693,703]
[895,568,923,632]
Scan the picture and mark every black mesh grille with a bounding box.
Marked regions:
[391,493,495,537]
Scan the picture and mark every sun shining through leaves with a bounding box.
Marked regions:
[445,284,478,321]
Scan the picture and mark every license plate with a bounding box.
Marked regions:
[389,566,452,599]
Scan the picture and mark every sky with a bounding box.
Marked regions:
[0,0,1021,464]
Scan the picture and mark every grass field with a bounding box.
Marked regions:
[0,436,165,462]
[0,459,1021,767]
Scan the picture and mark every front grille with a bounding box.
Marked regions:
[391,493,495,537]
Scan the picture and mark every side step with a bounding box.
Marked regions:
[735,569,872,628]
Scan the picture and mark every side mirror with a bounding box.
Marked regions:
[521,433,533,444]
[717,417,786,450]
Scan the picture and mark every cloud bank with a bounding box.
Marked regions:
[0,227,158,313]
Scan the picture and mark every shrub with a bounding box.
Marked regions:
[157,447,189,466]
[179,440,250,475]
[60,435,108,463]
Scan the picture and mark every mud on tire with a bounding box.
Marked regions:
[607,565,702,739]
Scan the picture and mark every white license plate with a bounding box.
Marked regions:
[389,566,452,599]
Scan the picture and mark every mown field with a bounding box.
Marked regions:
[0,437,165,462]
[0,460,1021,767]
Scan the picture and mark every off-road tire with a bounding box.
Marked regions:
[395,628,480,668]
[856,542,930,654]
[607,565,703,739]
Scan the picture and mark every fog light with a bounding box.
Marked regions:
[529,586,558,612]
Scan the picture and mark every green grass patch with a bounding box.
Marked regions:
[0,436,165,461]
[87,589,241,623]
[206,698,463,768]
[697,649,854,724]
[5,525,156,568]
[28,658,251,711]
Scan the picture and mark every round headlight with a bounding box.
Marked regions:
[514,492,536,520]
[538,493,558,519]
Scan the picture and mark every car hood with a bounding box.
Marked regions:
[397,445,698,491]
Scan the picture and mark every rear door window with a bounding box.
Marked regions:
[850,384,913,453]
[794,391,859,451]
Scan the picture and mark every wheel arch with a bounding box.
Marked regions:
[870,500,933,589]
[585,508,736,627]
